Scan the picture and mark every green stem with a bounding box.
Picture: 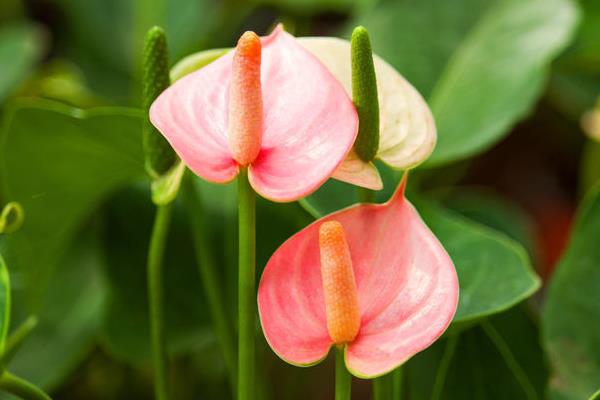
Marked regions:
[182,178,237,394]
[1,316,38,365]
[373,376,391,400]
[357,187,376,203]
[0,371,51,400]
[481,320,537,400]
[147,204,172,400]
[431,335,459,400]
[238,169,256,400]
[392,367,403,399]
[335,347,352,400]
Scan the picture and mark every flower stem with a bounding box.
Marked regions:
[147,203,172,400]
[1,316,38,365]
[182,177,237,395]
[392,367,404,398]
[357,187,376,203]
[0,370,51,400]
[335,347,352,400]
[373,375,392,400]
[238,169,256,400]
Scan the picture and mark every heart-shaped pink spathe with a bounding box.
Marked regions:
[257,176,459,377]
[149,26,359,202]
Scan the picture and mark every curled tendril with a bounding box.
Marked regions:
[0,203,24,234]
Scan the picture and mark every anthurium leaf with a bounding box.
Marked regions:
[350,0,578,166]
[0,255,10,355]
[440,188,538,258]
[405,306,547,399]
[0,22,44,102]
[415,199,540,322]
[301,174,540,323]
[548,0,600,120]
[0,99,145,388]
[542,184,600,400]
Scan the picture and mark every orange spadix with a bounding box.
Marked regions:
[228,31,263,166]
[319,221,361,345]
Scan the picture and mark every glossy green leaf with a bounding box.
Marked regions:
[405,306,547,399]
[548,0,600,120]
[0,255,10,355]
[590,390,600,400]
[350,0,579,166]
[301,174,540,323]
[440,188,538,259]
[542,184,600,400]
[0,99,146,388]
[415,199,540,322]
[0,23,44,102]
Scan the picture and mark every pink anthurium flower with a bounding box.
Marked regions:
[149,26,359,202]
[258,176,459,377]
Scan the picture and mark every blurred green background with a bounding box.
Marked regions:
[0,0,599,399]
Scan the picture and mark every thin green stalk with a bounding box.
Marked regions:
[238,169,256,400]
[0,371,51,400]
[1,316,38,365]
[147,204,172,400]
[392,367,404,399]
[358,187,376,203]
[431,335,459,400]
[182,178,237,394]
[373,376,391,400]
[335,347,352,400]
[481,320,537,400]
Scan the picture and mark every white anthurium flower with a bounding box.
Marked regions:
[298,37,436,190]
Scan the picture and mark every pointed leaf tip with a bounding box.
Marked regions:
[143,25,177,178]
[352,26,380,163]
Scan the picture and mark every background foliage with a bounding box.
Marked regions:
[0,0,599,399]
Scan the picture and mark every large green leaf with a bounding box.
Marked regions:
[548,0,600,120]
[0,99,145,388]
[542,184,600,400]
[350,0,579,166]
[415,199,539,322]
[301,174,540,323]
[0,23,44,102]
[405,306,547,399]
[440,188,538,260]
